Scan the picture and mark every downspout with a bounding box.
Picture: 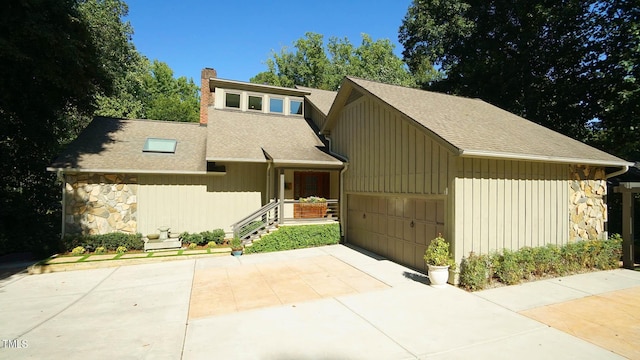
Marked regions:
[339,163,349,241]
[266,161,272,203]
[325,136,349,240]
[606,165,629,179]
[56,170,66,239]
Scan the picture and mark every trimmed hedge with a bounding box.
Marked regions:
[180,229,225,245]
[244,223,340,254]
[459,234,623,291]
[62,233,144,252]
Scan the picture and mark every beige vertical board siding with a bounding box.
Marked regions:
[309,105,326,130]
[137,163,266,235]
[332,96,453,196]
[452,159,569,262]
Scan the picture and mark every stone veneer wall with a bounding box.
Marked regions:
[65,174,138,235]
[569,165,607,241]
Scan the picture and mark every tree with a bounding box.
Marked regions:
[0,0,112,255]
[142,60,200,122]
[399,0,601,141]
[251,32,419,90]
[590,0,640,160]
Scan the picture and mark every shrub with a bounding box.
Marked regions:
[207,241,217,248]
[516,247,536,279]
[116,246,127,254]
[94,246,107,255]
[188,242,198,250]
[62,233,143,252]
[244,223,340,254]
[201,229,225,245]
[71,246,86,256]
[531,244,562,276]
[595,234,623,269]
[494,249,524,285]
[459,252,489,291]
[180,232,203,246]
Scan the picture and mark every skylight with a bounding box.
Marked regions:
[143,138,177,153]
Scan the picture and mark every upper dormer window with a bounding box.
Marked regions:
[225,92,240,108]
[290,100,303,115]
[248,95,263,111]
[217,88,304,116]
[269,97,284,113]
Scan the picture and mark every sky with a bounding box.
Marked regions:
[125,0,413,83]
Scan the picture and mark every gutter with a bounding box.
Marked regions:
[606,165,630,179]
[459,149,633,167]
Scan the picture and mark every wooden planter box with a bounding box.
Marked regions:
[294,203,328,219]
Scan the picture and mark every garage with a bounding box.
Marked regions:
[347,194,445,272]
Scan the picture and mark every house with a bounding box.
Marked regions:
[49,67,632,273]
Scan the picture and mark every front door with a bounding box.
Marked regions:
[294,171,330,199]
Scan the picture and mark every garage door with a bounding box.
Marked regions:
[347,194,445,272]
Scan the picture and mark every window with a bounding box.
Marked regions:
[269,98,284,113]
[225,92,240,108]
[143,138,177,153]
[248,95,263,111]
[290,100,303,115]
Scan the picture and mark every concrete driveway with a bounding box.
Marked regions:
[0,245,638,359]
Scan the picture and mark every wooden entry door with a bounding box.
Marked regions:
[294,171,330,199]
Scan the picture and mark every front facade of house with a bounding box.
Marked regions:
[50,68,631,274]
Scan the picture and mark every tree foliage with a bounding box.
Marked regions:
[251,32,420,90]
[141,60,200,122]
[81,0,199,122]
[0,0,113,255]
[589,0,640,160]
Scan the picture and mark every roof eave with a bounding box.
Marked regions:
[46,167,219,176]
[459,149,634,167]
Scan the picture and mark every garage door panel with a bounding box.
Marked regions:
[347,194,445,272]
[403,220,413,241]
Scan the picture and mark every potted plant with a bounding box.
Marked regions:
[230,236,243,257]
[423,234,455,288]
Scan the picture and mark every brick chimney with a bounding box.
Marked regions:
[200,68,217,126]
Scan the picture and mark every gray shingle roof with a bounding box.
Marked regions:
[296,86,337,116]
[49,117,207,173]
[206,109,343,167]
[334,77,630,166]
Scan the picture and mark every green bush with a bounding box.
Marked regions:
[94,246,107,255]
[71,246,86,256]
[180,232,203,245]
[461,235,623,291]
[201,229,225,245]
[459,252,489,291]
[116,246,127,254]
[188,242,198,250]
[594,234,623,270]
[244,224,340,254]
[494,249,524,285]
[531,244,562,276]
[207,241,217,248]
[63,233,143,252]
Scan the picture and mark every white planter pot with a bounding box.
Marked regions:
[428,265,450,288]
